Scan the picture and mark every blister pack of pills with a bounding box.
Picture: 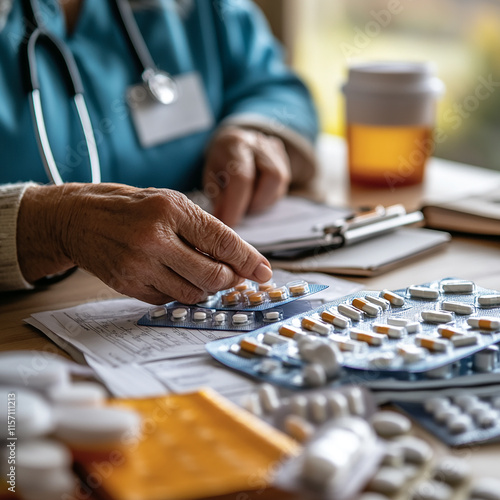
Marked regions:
[137,299,314,332]
[396,393,500,447]
[206,279,500,389]
[195,279,328,311]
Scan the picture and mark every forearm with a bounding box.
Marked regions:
[17,184,76,283]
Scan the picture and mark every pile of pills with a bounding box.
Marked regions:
[397,393,500,447]
[207,279,500,389]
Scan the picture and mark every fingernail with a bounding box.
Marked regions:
[253,262,273,283]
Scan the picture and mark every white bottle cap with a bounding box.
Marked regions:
[342,61,445,126]
[54,406,141,447]
[47,382,107,407]
[0,387,54,439]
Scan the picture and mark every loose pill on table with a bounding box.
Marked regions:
[247,291,267,305]
[326,391,349,418]
[232,313,249,325]
[371,411,411,438]
[415,335,449,352]
[239,338,271,356]
[284,414,314,443]
[412,480,453,500]
[258,384,280,413]
[268,286,289,301]
[478,294,500,306]
[396,436,433,464]
[221,291,241,306]
[288,281,310,296]
[193,310,207,321]
[320,310,350,328]
[150,306,166,318]
[467,317,500,330]
[279,324,307,340]
[421,310,453,324]
[264,310,281,322]
[352,297,382,317]
[381,290,405,306]
[398,344,426,363]
[367,466,407,495]
[262,332,289,346]
[372,323,406,339]
[172,307,188,320]
[469,478,500,500]
[302,363,327,387]
[301,317,331,336]
[441,300,474,315]
[338,303,363,321]
[442,280,475,293]
[350,328,385,346]
[365,295,390,310]
[446,413,472,434]
[432,456,471,485]
[409,286,440,300]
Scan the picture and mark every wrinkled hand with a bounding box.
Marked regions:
[17,183,273,304]
[204,127,291,227]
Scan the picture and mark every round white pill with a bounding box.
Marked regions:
[284,414,314,443]
[232,313,249,324]
[150,306,167,318]
[47,382,107,407]
[264,311,281,321]
[424,397,450,414]
[470,478,500,500]
[54,406,141,447]
[326,391,349,418]
[412,480,453,500]
[432,456,470,485]
[446,413,472,434]
[172,307,188,320]
[396,436,433,464]
[309,343,342,378]
[371,411,411,438]
[0,387,54,439]
[258,383,280,413]
[303,363,327,387]
[367,466,407,495]
[193,310,207,321]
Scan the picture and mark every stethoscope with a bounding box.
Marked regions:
[20,0,178,185]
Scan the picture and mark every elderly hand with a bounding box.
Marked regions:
[17,183,273,304]
[203,127,292,227]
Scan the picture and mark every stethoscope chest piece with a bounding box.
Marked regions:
[143,69,178,105]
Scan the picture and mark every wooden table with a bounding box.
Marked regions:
[2,135,500,479]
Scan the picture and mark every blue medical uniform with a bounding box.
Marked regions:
[0,0,318,190]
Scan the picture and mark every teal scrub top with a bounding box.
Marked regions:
[0,0,318,191]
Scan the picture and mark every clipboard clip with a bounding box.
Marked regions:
[259,204,424,258]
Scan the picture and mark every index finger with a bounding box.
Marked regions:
[177,203,273,283]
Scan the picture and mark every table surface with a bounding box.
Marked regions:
[2,135,500,479]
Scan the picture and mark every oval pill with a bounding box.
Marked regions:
[193,310,207,321]
[381,290,405,306]
[264,310,281,321]
[371,411,411,438]
[477,409,498,429]
[172,307,188,320]
[424,397,450,414]
[396,436,433,464]
[326,392,349,418]
[478,294,500,306]
[415,334,449,352]
[301,317,331,336]
[467,317,500,330]
[338,303,363,321]
[365,295,390,310]
[320,310,350,328]
[453,394,479,411]
[421,310,453,323]
[446,413,472,434]
[409,286,440,299]
[213,312,226,323]
[372,323,406,339]
[352,297,381,317]
[284,414,314,443]
[432,456,471,485]
[350,328,385,346]
[232,313,249,324]
[442,280,475,293]
[150,306,166,318]
[302,363,327,387]
[441,300,474,315]
[398,344,426,363]
[367,466,407,495]
[434,405,461,424]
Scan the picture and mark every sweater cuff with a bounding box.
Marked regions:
[0,183,37,291]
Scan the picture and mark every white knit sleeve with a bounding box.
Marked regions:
[0,183,37,291]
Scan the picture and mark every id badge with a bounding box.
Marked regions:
[127,72,214,148]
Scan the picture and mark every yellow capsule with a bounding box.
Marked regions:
[248,292,267,305]
[268,286,289,301]
[221,291,241,306]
